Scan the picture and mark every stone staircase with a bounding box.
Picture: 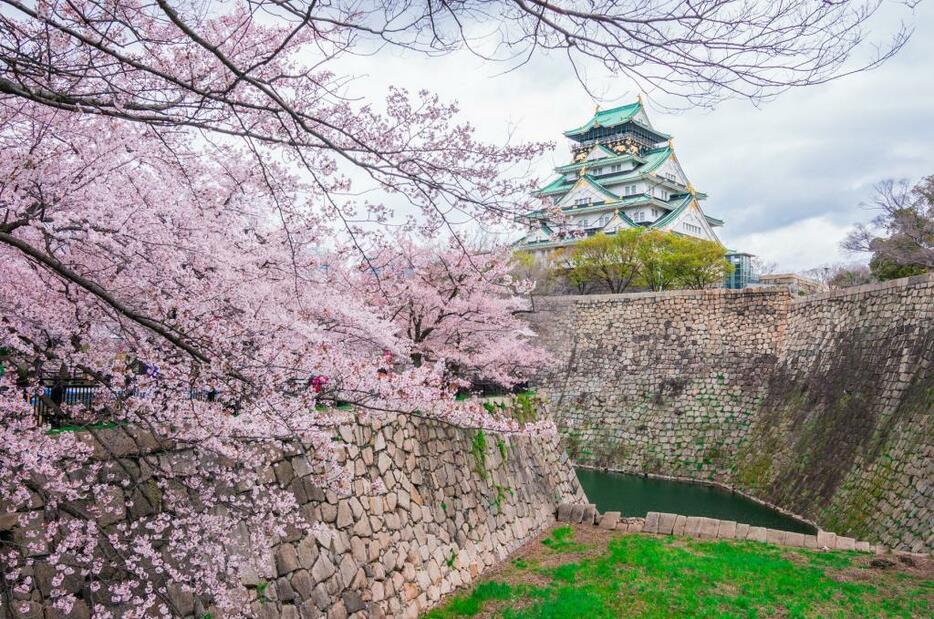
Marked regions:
[555,505,927,557]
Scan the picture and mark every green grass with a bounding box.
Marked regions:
[46,421,121,435]
[539,526,586,553]
[424,530,932,618]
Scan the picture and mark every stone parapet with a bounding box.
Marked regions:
[556,507,930,558]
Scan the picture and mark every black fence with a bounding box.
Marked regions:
[28,379,222,428]
[30,381,97,426]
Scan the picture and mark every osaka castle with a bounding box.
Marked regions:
[516,98,723,251]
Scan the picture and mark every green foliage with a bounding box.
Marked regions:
[255,580,269,604]
[548,229,733,293]
[511,391,538,423]
[471,430,488,480]
[479,392,539,424]
[446,550,458,569]
[667,234,733,289]
[429,533,933,618]
[632,229,680,291]
[491,483,511,511]
[496,437,508,462]
[869,254,927,281]
[566,230,642,293]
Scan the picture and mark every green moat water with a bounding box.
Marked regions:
[576,468,817,534]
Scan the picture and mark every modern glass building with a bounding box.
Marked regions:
[725,252,756,289]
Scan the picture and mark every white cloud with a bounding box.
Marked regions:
[724,215,865,272]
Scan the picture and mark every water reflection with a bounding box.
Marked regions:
[576,468,816,534]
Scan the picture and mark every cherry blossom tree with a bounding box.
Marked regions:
[0,103,541,616]
[339,240,551,390]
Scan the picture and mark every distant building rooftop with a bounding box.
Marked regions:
[757,273,827,295]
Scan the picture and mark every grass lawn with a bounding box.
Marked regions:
[424,524,933,618]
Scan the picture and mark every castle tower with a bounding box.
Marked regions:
[516,100,724,251]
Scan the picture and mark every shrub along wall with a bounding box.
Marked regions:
[528,274,933,553]
[2,415,584,618]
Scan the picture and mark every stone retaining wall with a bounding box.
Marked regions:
[2,415,585,618]
[528,275,933,552]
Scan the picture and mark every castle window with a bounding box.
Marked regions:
[684,222,702,235]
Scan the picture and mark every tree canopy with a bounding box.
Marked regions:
[843,176,934,278]
[546,230,732,293]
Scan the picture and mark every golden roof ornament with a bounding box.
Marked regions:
[637,93,644,105]
[687,181,696,196]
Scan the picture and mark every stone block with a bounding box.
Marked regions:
[342,591,366,614]
[854,541,872,553]
[599,512,620,530]
[311,554,336,582]
[716,521,736,539]
[672,515,687,536]
[746,527,767,543]
[816,531,837,549]
[582,504,597,525]
[784,532,805,548]
[765,529,786,545]
[836,536,856,551]
[735,523,750,540]
[276,544,300,576]
[167,583,195,616]
[656,513,677,535]
[803,535,818,549]
[556,504,573,522]
[291,570,314,599]
[684,516,703,537]
[642,512,660,534]
[697,518,719,539]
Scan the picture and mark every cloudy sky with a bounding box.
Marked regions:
[338,0,933,272]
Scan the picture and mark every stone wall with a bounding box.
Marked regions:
[2,415,584,618]
[528,275,933,552]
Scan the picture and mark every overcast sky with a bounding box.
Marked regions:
[337,1,933,272]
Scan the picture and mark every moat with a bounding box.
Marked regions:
[576,468,817,534]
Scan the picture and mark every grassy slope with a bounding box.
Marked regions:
[425,526,933,618]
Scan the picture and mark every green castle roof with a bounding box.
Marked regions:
[554,152,643,174]
[564,102,643,138]
[534,146,674,196]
